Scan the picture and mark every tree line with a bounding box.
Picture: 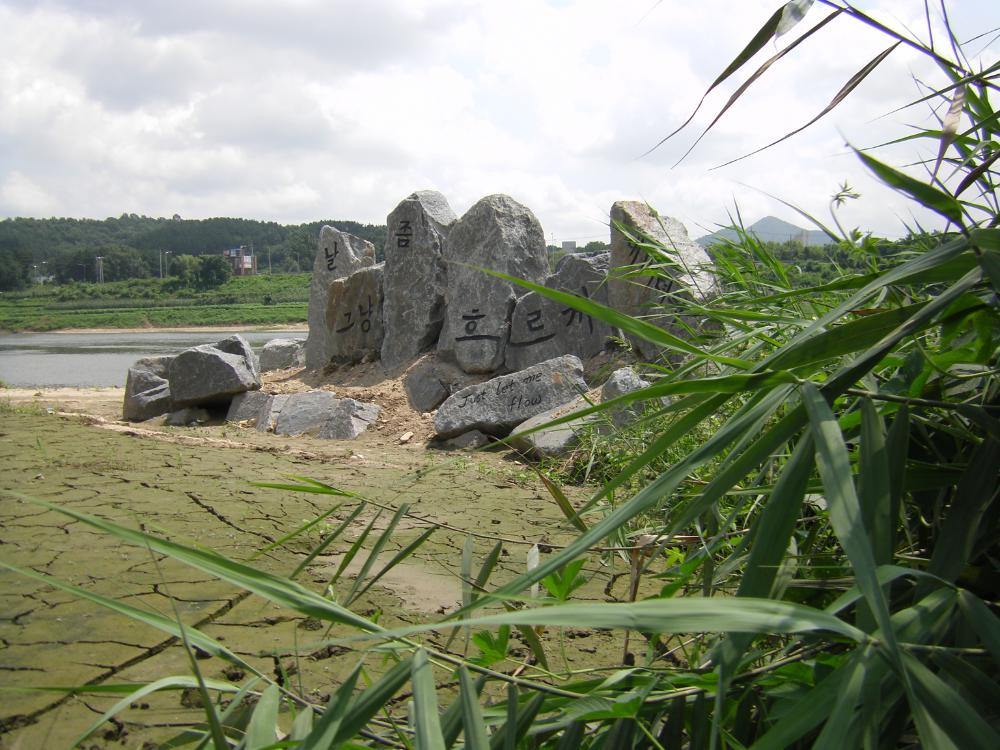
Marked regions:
[0,214,387,291]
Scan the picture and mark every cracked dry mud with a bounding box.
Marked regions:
[0,398,643,749]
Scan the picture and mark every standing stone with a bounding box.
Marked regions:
[608,201,718,360]
[305,226,376,369]
[505,252,616,371]
[440,195,549,374]
[381,191,456,370]
[324,264,384,365]
[433,355,586,439]
[167,335,261,408]
[123,355,174,421]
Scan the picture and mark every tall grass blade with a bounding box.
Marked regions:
[903,651,1000,750]
[350,526,437,605]
[714,42,900,169]
[802,384,897,654]
[853,147,964,224]
[70,676,238,748]
[290,502,366,580]
[252,502,344,559]
[927,437,1000,585]
[957,589,1000,663]
[412,649,447,750]
[243,683,280,749]
[642,3,791,156]
[458,666,490,750]
[331,656,414,746]
[300,663,361,750]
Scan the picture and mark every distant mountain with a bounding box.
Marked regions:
[697,216,830,248]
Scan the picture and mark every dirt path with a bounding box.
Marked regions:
[0,393,636,748]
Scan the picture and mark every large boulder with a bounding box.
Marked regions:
[505,252,616,371]
[608,201,718,360]
[305,226,376,369]
[167,335,261,408]
[439,194,549,374]
[272,391,380,439]
[259,338,305,371]
[323,264,385,365]
[433,355,587,439]
[381,191,457,370]
[123,355,174,421]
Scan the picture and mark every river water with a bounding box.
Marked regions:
[0,329,306,387]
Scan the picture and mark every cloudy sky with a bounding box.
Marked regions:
[0,0,996,243]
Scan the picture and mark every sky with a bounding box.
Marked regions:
[0,0,996,244]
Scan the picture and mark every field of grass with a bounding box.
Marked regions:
[0,273,310,331]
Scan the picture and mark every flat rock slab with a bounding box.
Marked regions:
[167,335,261,408]
[440,194,549,374]
[434,355,586,439]
[608,201,718,360]
[381,190,456,370]
[505,252,615,371]
[259,338,305,371]
[123,355,174,421]
[273,391,380,439]
[305,226,376,369]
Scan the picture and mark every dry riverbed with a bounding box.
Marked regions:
[0,383,646,748]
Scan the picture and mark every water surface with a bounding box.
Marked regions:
[0,329,305,387]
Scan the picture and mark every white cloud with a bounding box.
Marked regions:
[0,0,996,241]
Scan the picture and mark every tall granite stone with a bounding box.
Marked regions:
[505,252,616,371]
[433,355,586,439]
[323,264,384,365]
[305,226,376,369]
[167,335,261,407]
[608,201,718,360]
[381,191,457,370]
[440,194,549,374]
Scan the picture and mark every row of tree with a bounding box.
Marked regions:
[0,215,387,291]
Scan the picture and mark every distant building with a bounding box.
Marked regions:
[561,240,577,253]
[224,245,256,276]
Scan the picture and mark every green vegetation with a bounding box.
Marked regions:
[0,214,386,290]
[0,273,310,331]
[3,2,999,748]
